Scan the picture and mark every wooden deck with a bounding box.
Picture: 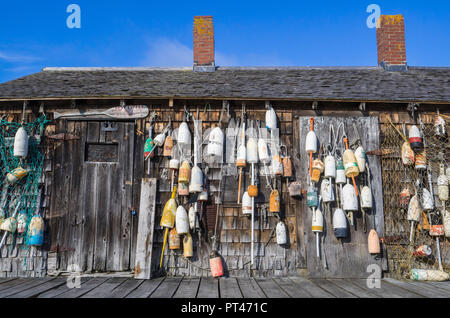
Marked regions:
[0,276,447,298]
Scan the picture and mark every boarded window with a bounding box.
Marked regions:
[85,143,119,163]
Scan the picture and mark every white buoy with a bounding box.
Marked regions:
[343,183,358,212]
[361,186,373,209]
[408,194,420,242]
[246,138,259,164]
[242,192,252,216]
[258,138,270,164]
[324,155,336,179]
[401,141,415,166]
[422,188,434,211]
[189,165,203,193]
[154,132,166,147]
[305,130,318,154]
[206,127,224,161]
[434,114,446,138]
[265,107,277,130]
[14,127,28,158]
[178,122,191,146]
[276,221,287,245]
[437,165,449,202]
[408,125,423,150]
[354,146,366,173]
[188,206,199,231]
[169,159,179,170]
[176,206,189,235]
[312,208,323,258]
[320,178,335,204]
[333,208,348,238]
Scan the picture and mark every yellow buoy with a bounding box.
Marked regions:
[183,233,193,258]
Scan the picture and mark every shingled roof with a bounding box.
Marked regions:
[0,66,449,103]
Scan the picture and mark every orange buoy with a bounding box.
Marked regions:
[270,190,281,213]
[169,228,181,250]
[248,185,258,198]
[368,229,380,254]
[210,252,224,278]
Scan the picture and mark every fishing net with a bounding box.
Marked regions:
[380,113,449,279]
[0,115,49,252]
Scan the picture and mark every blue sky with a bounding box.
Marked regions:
[0,0,449,83]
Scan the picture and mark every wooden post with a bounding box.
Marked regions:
[134,178,157,279]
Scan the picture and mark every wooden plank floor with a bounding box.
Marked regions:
[0,276,447,298]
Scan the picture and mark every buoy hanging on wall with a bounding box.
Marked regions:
[320,178,334,204]
[14,127,28,158]
[153,132,166,147]
[335,159,346,185]
[408,125,423,150]
[258,136,270,164]
[399,187,411,210]
[206,127,224,161]
[183,233,193,258]
[210,252,224,278]
[163,135,174,157]
[434,114,447,138]
[188,206,199,231]
[6,167,29,185]
[312,208,323,258]
[17,211,27,234]
[178,161,191,184]
[265,107,277,130]
[415,150,427,170]
[0,217,17,233]
[361,186,373,210]
[269,190,281,213]
[343,148,359,178]
[324,155,336,180]
[178,182,190,196]
[246,138,259,164]
[401,142,415,166]
[276,221,287,245]
[272,154,284,176]
[160,187,177,229]
[343,183,358,212]
[438,165,449,202]
[176,206,189,235]
[28,215,44,246]
[242,192,252,216]
[368,229,380,254]
[422,188,434,211]
[189,165,203,193]
[169,228,181,250]
[354,146,366,173]
[178,122,191,147]
[333,208,348,238]
[407,194,420,242]
[307,184,318,208]
[311,159,324,183]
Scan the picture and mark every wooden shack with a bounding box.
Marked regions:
[0,15,448,279]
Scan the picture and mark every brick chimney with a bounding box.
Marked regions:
[193,16,215,72]
[376,15,407,71]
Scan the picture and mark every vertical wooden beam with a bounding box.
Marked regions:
[134,178,157,279]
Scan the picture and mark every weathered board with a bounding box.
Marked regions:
[298,116,384,278]
[134,178,157,279]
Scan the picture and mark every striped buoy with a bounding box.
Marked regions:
[354,146,366,173]
[408,125,423,150]
[333,208,348,238]
[312,207,323,258]
[411,269,449,282]
[335,159,346,185]
[415,150,427,170]
[343,149,359,178]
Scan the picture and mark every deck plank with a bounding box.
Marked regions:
[197,277,219,298]
[219,277,243,298]
[150,277,183,298]
[236,278,266,298]
[7,278,67,298]
[173,278,200,298]
[349,279,422,298]
[0,278,55,298]
[422,281,450,293]
[384,278,448,298]
[0,278,19,285]
[0,279,28,292]
[311,279,358,298]
[38,278,93,298]
[126,277,165,298]
[81,277,129,298]
[55,277,110,298]
[254,278,290,298]
[288,277,334,298]
[109,279,145,298]
[327,279,381,298]
[274,277,312,298]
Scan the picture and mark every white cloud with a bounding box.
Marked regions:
[0,51,39,63]
[141,38,238,67]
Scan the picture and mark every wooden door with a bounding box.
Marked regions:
[49,121,136,272]
[298,117,385,278]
